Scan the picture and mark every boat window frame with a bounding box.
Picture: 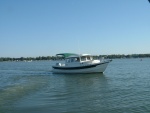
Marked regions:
[81,56,86,61]
[87,56,91,60]
[74,57,80,62]
[80,55,93,61]
[65,57,80,63]
[65,58,70,63]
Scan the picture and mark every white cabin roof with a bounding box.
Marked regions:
[66,54,91,58]
[56,53,92,59]
[80,54,91,56]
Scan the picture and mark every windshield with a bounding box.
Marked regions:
[66,57,80,63]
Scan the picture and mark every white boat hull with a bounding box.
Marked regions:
[52,62,109,74]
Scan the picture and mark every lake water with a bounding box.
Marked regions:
[0,59,150,113]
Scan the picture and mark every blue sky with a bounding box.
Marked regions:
[0,0,150,57]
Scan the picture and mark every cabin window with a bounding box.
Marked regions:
[66,59,70,63]
[66,57,80,63]
[74,58,79,62]
[70,57,79,62]
[87,56,91,60]
[81,56,86,61]
[71,58,74,62]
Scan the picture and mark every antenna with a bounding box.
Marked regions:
[77,39,82,62]
[77,39,81,55]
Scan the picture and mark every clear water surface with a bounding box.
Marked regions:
[0,58,150,113]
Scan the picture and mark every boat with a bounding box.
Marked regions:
[51,53,112,74]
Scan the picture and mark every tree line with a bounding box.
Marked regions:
[0,54,150,62]
[100,54,150,59]
[0,56,59,62]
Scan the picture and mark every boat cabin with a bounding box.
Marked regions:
[55,53,100,67]
[65,54,93,62]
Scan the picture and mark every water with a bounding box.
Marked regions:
[0,59,150,113]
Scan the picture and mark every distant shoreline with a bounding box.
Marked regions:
[0,54,150,62]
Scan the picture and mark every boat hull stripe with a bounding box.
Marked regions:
[52,62,109,70]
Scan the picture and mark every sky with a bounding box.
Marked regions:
[0,0,150,57]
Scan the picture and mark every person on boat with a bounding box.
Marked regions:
[74,58,79,62]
